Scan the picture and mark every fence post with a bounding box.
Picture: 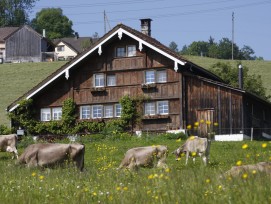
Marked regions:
[251,127,253,141]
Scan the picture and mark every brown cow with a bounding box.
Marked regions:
[172,136,211,165]
[0,134,18,159]
[17,143,85,171]
[118,145,168,171]
[224,162,271,177]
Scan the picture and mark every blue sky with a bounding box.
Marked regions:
[30,0,271,60]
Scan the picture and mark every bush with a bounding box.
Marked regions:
[106,132,133,141]
[0,125,13,135]
[17,136,35,149]
[158,132,188,140]
[78,134,106,143]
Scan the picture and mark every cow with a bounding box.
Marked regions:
[172,136,211,165]
[17,143,85,171]
[224,162,271,177]
[118,145,168,171]
[0,134,18,159]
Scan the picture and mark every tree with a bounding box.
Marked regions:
[217,38,239,59]
[239,45,255,60]
[209,62,269,100]
[0,0,37,26]
[186,41,209,56]
[31,8,74,39]
[169,41,179,52]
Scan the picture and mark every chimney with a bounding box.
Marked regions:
[42,29,46,37]
[140,18,152,36]
[238,64,243,89]
[75,32,79,39]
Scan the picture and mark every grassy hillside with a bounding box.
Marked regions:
[0,61,66,126]
[0,57,270,126]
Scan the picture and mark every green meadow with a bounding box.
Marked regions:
[0,135,270,204]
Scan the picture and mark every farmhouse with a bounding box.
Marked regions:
[6,19,271,140]
[0,25,54,63]
[53,33,93,61]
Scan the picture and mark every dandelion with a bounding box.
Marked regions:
[214,122,219,126]
[194,122,199,127]
[236,160,242,166]
[246,154,250,158]
[123,187,128,191]
[242,173,248,179]
[206,121,211,125]
[189,136,195,140]
[191,152,197,157]
[252,170,257,174]
[31,172,36,177]
[176,157,181,161]
[269,156,271,161]
[116,187,121,191]
[165,168,171,173]
[92,192,97,196]
[39,175,44,180]
[262,143,267,148]
[148,174,154,179]
[147,190,151,194]
[187,125,192,130]
[176,138,181,142]
[256,153,260,157]
[218,185,222,190]
[200,119,204,123]
[242,144,248,149]
[205,178,211,183]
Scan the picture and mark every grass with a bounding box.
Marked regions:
[0,136,270,203]
[0,57,271,126]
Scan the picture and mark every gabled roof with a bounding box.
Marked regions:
[53,37,93,53]
[0,27,19,42]
[6,23,224,112]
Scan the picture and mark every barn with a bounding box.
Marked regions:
[7,19,271,140]
[0,25,54,63]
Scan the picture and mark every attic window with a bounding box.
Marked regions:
[57,45,65,52]
[116,45,136,57]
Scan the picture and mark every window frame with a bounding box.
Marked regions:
[80,105,91,119]
[94,73,105,87]
[107,75,116,86]
[127,45,136,57]
[115,104,122,117]
[145,70,156,84]
[116,47,126,57]
[57,45,65,52]
[157,101,169,115]
[116,45,137,58]
[104,105,114,118]
[92,105,103,118]
[157,70,167,83]
[144,102,156,115]
[52,107,62,121]
[40,108,51,121]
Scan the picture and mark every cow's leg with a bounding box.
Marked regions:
[192,157,196,163]
[185,152,189,165]
[127,157,137,171]
[202,156,207,165]
[6,146,18,159]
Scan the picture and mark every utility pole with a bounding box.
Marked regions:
[232,12,234,60]
[104,10,111,34]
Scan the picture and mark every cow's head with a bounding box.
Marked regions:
[172,147,184,161]
[69,144,85,171]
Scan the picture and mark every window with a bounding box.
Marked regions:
[57,45,65,52]
[92,105,103,118]
[127,45,136,56]
[116,47,126,57]
[116,45,136,57]
[107,75,116,86]
[157,101,169,114]
[94,74,105,87]
[144,102,156,115]
[52,107,62,120]
[157,70,167,83]
[145,70,167,84]
[145,70,155,84]
[115,104,122,117]
[80,106,91,119]
[104,105,113,118]
[41,108,51,121]
[144,101,169,115]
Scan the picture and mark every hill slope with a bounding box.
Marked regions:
[0,57,270,126]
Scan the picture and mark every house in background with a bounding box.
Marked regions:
[53,33,93,61]
[0,25,55,63]
[7,19,271,141]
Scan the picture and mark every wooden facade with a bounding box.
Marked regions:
[7,23,271,139]
[4,25,54,62]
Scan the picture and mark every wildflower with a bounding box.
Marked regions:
[252,170,257,174]
[218,185,222,190]
[165,168,171,173]
[39,175,44,180]
[189,136,195,140]
[236,160,242,166]
[191,152,197,157]
[246,154,250,158]
[242,144,248,149]
[147,190,151,194]
[214,122,219,126]
[242,173,248,179]
[92,192,97,196]
[159,174,164,178]
[205,179,211,183]
[256,153,260,157]
[153,174,158,178]
[31,172,36,177]
[123,187,128,191]
[262,143,267,148]
[116,187,121,191]
[176,157,181,161]
[176,138,181,142]
[206,121,211,125]
[200,119,204,123]
[269,156,271,161]
[148,174,154,179]
[187,125,192,130]
[194,122,199,127]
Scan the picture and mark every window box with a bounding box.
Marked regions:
[142,114,169,120]
[91,87,106,92]
[141,83,157,89]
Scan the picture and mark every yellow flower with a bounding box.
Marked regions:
[189,136,195,140]
[262,143,267,148]
[147,190,151,194]
[194,122,199,127]
[214,122,219,126]
[165,168,171,173]
[187,125,192,130]
[206,121,211,125]
[242,173,248,179]
[191,152,197,157]
[236,160,242,166]
[269,156,271,161]
[153,174,158,178]
[148,174,154,179]
[200,119,204,123]
[39,175,44,180]
[246,154,250,158]
[176,157,181,161]
[116,187,121,191]
[205,178,211,183]
[123,187,128,191]
[176,138,181,142]
[218,185,222,190]
[92,192,97,196]
[31,172,36,177]
[252,170,257,174]
[242,144,248,149]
